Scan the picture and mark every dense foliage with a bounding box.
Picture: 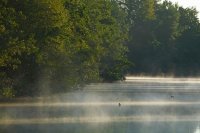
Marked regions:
[1,0,200,97]
[123,0,200,76]
[0,0,128,97]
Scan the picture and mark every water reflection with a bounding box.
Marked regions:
[1,77,200,133]
[194,125,200,133]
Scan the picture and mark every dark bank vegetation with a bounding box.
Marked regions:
[0,0,200,97]
[126,0,200,76]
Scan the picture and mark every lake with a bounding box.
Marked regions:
[1,77,200,133]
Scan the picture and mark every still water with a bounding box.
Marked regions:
[1,77,200,133]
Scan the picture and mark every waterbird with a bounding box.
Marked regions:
[118,103,121,107]
[170,95,174,100]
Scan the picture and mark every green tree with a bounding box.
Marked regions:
[0,0,72,96]
[174,7,200,75]
[65,0,129,81]
[125,0,182,74]
[124,0,158,73]
[0,0,129,97]
[0,0,36,97]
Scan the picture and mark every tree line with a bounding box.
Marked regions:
[0,0,200,97]
[125,0,200,76]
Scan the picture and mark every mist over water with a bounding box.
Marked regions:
[1,77,200,133]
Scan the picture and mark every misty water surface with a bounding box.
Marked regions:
[1,77,200,133]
